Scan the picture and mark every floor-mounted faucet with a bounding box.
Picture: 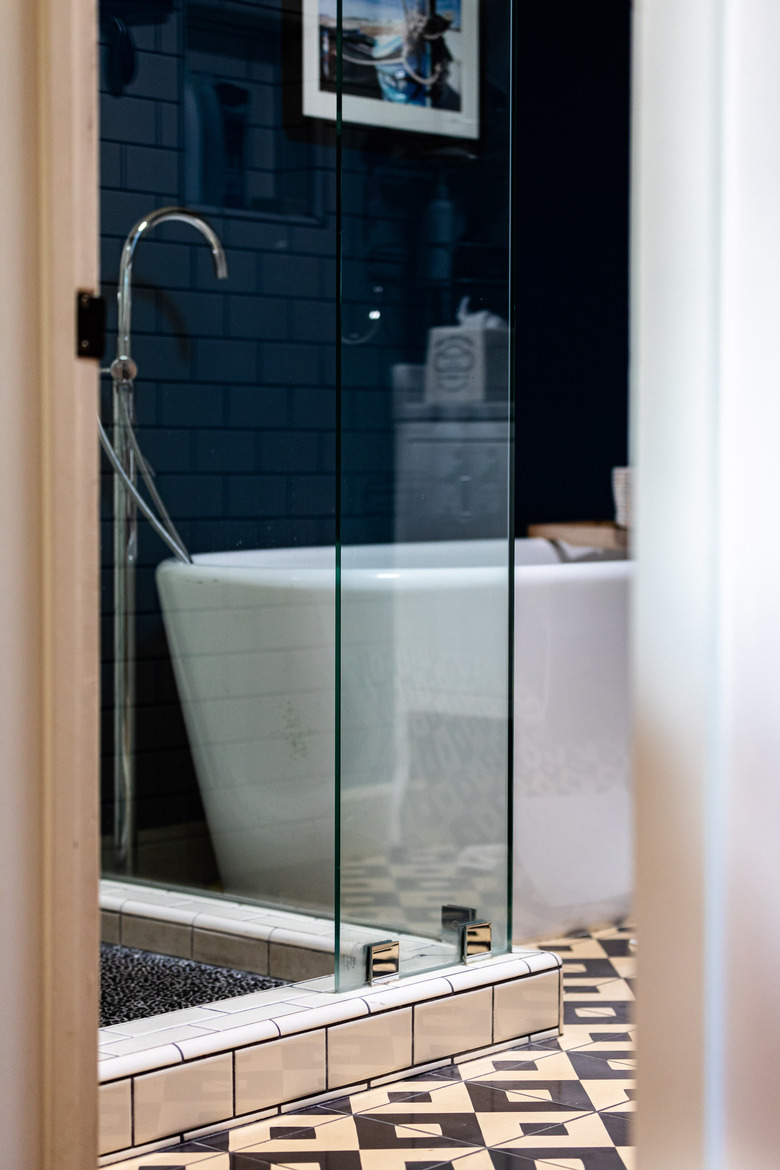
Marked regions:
[106,207,228,874]
[111,207,228,383]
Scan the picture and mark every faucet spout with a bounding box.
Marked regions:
[113,206,228,381]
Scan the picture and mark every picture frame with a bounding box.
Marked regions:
[302,0,479,140]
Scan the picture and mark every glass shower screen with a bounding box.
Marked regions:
[332,0,515,988]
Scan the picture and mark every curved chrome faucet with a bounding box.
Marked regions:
[105,206,228,874]
[111,206,228,383]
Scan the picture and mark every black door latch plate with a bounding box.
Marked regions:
[76,291,107,359]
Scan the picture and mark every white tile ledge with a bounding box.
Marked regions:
[99,946,560,1083]
[102,881,562,979]
[98,1018,561,1166]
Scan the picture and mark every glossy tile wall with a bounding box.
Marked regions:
[99,0,339,862]
[97,946,562,1161]
[100,880,338,980]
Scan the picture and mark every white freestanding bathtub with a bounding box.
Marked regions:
[157,538,632,941]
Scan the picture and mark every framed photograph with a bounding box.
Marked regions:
[302,0,479,139]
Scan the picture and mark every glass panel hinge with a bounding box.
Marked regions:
[442,905,492,962]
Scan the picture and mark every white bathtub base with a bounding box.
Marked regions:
[156,540,633,941]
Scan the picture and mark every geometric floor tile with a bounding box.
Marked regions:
[115,923,635,1170]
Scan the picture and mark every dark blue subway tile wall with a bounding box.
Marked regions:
[160,383,226,427]
[99,0,344,856]
[101,95,159,145]
[97,0,519,851]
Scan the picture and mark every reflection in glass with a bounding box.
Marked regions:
[99,0,337,901]
[335,0,516,986]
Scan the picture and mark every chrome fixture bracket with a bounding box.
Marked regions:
[461,920,492,962]
[441,904,478,936]
[442,906,491,962]
[366,939,400,984]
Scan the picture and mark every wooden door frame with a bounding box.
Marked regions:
[0,0,99,1164]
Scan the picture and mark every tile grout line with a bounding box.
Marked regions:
[324,1019,329,1092]
[129,1073,135,1150]
[491,982,495,1045]
[411,996,416,1066]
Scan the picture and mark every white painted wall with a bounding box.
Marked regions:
[633,1,780,1166]
[715,4,780,1162]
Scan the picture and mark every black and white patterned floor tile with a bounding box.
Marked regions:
[116,923,635,1170]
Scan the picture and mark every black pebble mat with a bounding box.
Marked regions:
[100,942,289,1027]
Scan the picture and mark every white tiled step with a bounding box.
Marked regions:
[98,959,561,1161]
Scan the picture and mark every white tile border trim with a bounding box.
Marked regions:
[97,957,562,1163]
[100,879,341,949]
[98,880,563,1163]
[98,950,561,1081]
[98,1009,562,1165]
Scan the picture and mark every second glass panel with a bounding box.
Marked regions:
[334,0,514,987]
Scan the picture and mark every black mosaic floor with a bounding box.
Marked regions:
[99,943,288,1027]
